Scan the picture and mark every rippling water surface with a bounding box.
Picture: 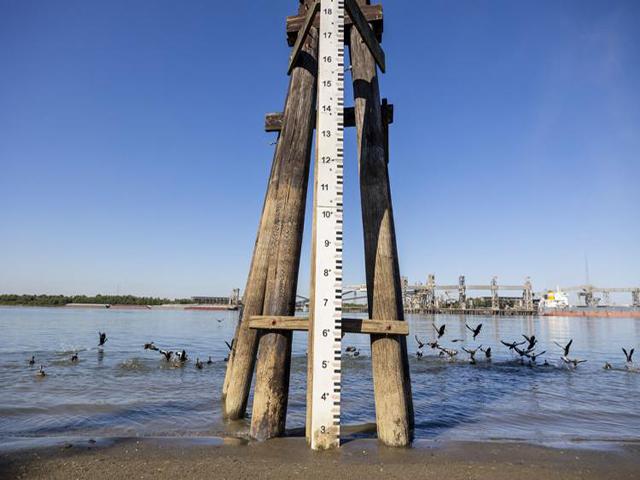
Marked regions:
[1,306,639,448]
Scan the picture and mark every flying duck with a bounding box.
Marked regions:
[622,347,634,367]
[561,356,587,368]
[160,349,173,361]
[414,335,425,349]
[554,339,573,357]
[527,350,546,365]
[437,345,458,359]
[98,332,107,347]
[480,346,492,359]
[225,340,234,351]
[513,345,535,364]
[466,323,483,340]
[433,323,446,339]
[144,342,158,351]
[522,334,537,350]
[176,350,188,362]
[462,345,482,364]
[416,350,423,359]
[501,339,526,351]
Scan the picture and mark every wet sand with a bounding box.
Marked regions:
[1,437,638,480]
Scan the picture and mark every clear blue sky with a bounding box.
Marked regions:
[1,0,638,299]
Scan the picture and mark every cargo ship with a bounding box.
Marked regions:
[539,288,640,318]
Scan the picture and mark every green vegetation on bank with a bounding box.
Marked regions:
[0,294,196,307]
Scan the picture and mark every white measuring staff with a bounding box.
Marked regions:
[309,0,345,451]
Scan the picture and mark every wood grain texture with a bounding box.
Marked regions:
[344,0,385,72]
[249,316,409,335]
[250,11,319,441]
[287,1,319,75]
[349,2,415,447]
[222,128,282,419]
[286,4,383,47]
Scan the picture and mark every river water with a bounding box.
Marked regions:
[1,306,639,449]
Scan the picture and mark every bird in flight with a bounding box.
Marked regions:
[561,356,587,369]
[527,350,546,365]
[159,349,173,361]
[466,323,482,340]
[522,334,537,350]
[554,339,573,357]
[501,339,526,351]
[623,348,635,369]
[462,345,482,365]
[433,324,446,339]
[98,332,108,347]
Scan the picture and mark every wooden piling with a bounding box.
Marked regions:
[349,5,414,447]
[223,0,318,422]
[249,12,319,440]
[222,142,281,418]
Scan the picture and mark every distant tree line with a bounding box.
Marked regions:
[0,294,196,307]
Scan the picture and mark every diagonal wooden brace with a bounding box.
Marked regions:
[286,4,383,47]
[288,0,320,75]
[344,0,385,72]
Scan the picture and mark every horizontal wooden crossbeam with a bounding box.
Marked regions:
[286,4,383,47]
[265,101,393,132]
[249,315,408,336]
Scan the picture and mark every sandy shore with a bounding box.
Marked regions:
[1,437,638,480]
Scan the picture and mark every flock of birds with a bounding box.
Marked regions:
[27,330,235,377]
[413,322,637,372]
[25,321,638,377]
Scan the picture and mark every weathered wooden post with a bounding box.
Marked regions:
[222,149,280,418]
[223,0,319,424]
[249,6,319,440]
[223,0,413,448]
[349,0,414,446]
